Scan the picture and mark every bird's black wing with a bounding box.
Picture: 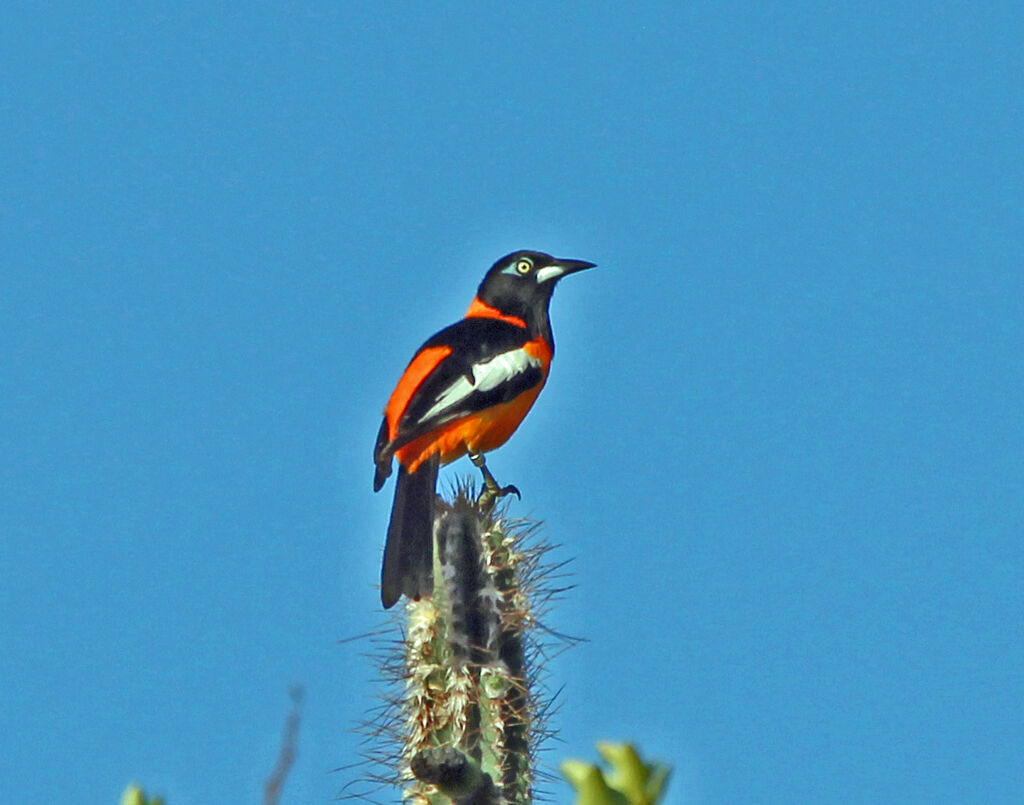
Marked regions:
[393,317,544,449]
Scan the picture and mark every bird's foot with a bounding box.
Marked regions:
[469,452,521,511]
[477,481,520,512]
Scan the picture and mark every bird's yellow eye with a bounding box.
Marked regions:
[515,259,532,275]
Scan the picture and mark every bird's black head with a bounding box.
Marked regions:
[476,250,595,336]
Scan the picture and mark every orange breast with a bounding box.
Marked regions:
[395,381,546,473]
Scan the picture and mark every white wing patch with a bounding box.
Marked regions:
[418,347,542,423]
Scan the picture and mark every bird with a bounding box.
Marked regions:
[373,249,595,608]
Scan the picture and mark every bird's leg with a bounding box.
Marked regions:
[469,452,520,510]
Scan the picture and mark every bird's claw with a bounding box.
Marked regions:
[468,451,520,510]
[477,482,520,511]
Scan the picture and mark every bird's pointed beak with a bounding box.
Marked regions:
[535,257,597,283]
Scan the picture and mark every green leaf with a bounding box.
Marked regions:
[562,743,672,805]
[119,785,164,805]
[561,759,630,805]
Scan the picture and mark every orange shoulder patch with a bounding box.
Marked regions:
[384,345,453,442]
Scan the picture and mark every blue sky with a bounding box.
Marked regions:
[2,3,1022,803]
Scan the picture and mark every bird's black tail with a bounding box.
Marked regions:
[380,454,439,608]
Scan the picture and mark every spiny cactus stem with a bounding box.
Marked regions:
[397,490,539,805]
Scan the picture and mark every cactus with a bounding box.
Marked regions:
[361,484,570,805]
